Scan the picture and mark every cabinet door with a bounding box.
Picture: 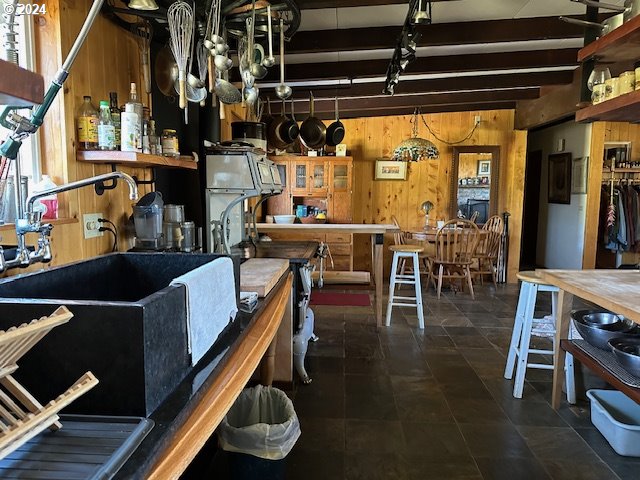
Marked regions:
[329,160,352,223]
[309,160,329,193]
[266,162,292,215]
[291,161,309,195]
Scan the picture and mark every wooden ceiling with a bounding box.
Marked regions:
[249,0,615,119]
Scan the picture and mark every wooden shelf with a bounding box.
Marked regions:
[576,89,640,122]
[562,340,640,404]
[578,15,640,65]
[77,151,198,170]
[0,60,44,107]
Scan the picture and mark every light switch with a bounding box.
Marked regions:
[557,138,565,152]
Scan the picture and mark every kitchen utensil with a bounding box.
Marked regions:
[215,69,242,104]
[214,42,230,55]
[133,191,163,241]
[273,214,296,224]
[197,39,209,105]
[300,92,327,150]
[262,4,275,67]
[559,14,624,37]
[250,44,268,79]
[325,97,345,147]
[164,204,185,223]
[275,18,292,100]
[214,53,233,71]
[243,85,259,106]
[154,45,179,98]
[167,1,194,109]
[203,0,218,50]
[131,20,153,95]
[180,221,196,252]
[267,99,299,149]
[572,309,640,350]
[609,338,640,377]
[571,0,640,23]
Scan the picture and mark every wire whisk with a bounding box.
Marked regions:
[168,1,194,109]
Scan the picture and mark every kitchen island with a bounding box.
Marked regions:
[257,223,399,328]
[538,269,640,410]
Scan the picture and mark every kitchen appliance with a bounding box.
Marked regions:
[133,191,164,250]
[205,143,283,253]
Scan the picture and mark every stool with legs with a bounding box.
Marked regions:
[385,245,425,329]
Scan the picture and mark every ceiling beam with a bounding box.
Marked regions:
[295,0,457,9]
[274,88,539,116]
[283,70,574,99]
[287,16,591,54]
[252,48,579,82]
[311,102,516,120]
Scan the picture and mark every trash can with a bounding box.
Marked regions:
[218,385,301,480]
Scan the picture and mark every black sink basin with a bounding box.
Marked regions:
[0,252,240,417]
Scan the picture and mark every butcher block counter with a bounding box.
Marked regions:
[257,223,398,328]
[537,269,640,410]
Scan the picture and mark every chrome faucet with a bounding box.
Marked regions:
[0,171,139,272]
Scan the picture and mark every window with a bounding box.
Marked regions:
[0,0,42,181]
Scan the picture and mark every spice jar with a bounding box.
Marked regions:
[620,71,635,95]
[161,129,179,157]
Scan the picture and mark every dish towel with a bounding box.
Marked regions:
[170,257,238,366]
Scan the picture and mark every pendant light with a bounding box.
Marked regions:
[128,0,159,11]
[393,108,439,162]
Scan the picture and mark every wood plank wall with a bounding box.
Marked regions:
[221,108,527,282]
[7,0,156,274]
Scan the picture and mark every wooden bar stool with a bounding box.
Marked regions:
[504,270,575,401]
[385,245,425,329]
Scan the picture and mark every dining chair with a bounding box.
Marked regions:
[426,219,480,299]
[472,215,504,287]
[469,210,480,223]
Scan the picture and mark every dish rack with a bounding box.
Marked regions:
[0,306,98,459]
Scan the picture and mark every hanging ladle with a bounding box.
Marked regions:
[275,18,292,100]
[262,4,275,67]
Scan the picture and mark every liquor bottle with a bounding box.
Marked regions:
[109,92,121,150]
[77,96,99,150]
[97,101,116,150]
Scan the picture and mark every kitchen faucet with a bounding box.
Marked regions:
[0,171,139,273]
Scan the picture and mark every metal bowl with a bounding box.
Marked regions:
[572,310,640,350]
[582,312,623,327]
[609,338,640,378]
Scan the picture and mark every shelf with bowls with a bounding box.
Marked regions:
[576,88,640,122]
[77,151,198,170]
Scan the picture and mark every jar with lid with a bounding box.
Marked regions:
[161,129,179,157]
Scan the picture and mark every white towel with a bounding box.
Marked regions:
[170,257,238,366]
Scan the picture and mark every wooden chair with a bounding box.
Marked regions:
[426,219,480,299]
[472,215,504,287]
[391,215,428,279]
[469,211,480,224]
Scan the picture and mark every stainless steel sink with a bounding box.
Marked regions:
[0,252,239,416]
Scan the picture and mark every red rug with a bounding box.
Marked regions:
[310,292,371,307]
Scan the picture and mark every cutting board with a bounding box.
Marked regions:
[240,258,289,297]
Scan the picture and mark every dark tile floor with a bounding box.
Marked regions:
[208,283,640,480]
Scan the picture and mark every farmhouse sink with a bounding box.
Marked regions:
[0,252,240,417]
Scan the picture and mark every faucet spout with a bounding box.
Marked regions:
[26,171,139,213]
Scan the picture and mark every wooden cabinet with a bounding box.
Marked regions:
[265,231,353,271]
[576,15,640,123]
[267,156,353,223]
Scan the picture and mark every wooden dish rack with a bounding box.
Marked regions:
[0,306,98,459]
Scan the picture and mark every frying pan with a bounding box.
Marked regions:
[325,97,345,147]
[155,45,178,98]
[267,99,299,150]
[300,92,326,150]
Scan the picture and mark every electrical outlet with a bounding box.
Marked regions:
[474,115,482,125]
[83,213,103,239]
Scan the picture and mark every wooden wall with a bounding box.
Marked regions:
[17,0,155,272]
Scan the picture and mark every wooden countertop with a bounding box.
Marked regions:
[538,269,640,324]
[257,223,398,234]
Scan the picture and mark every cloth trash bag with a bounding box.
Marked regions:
[218,385,301,460]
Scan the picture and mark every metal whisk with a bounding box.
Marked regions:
[168,1,193,109]
[131,20,153,95]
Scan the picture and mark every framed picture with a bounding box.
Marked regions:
[572,156,589,194]
[548,152,572,204]
[477,159,491,176]
[603,141,632,170]
[375,160,407,180]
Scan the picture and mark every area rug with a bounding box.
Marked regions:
[310,292,371,307]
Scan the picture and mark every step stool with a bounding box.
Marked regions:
[385,245,425,329]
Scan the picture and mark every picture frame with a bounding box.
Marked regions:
[548,152,572,204]
[375,160,407,180]
[603,141,632,170]
[571,156,589,194]
[477,159,491,176]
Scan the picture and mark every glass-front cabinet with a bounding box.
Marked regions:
[291,159,328,195]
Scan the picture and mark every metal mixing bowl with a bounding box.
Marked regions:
[572,310,640,350]
[609,338,640,378]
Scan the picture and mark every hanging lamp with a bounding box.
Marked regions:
[393,108,439,162]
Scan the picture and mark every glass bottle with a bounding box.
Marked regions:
[148,119,159,155]
[98,101,116,150]
[77,96,99,150]
[128,83,144,150]
[109,92,121,150]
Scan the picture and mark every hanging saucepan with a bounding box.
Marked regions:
[325,97,345,147]
[267,99,299,150]
[559,14,624,36]
[300,92,326,150]
[572,0,640,23]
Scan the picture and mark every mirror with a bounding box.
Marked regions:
[450,146,500,224]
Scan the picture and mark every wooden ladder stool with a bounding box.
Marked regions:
[504,271,575,401]
[0,306,99,459]
[385,245,425,329]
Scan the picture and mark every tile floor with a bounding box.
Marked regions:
[208,283,640,480]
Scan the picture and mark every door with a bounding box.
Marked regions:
[329,160,352,223]
[266,161,293,216]
[520,149,542,269]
